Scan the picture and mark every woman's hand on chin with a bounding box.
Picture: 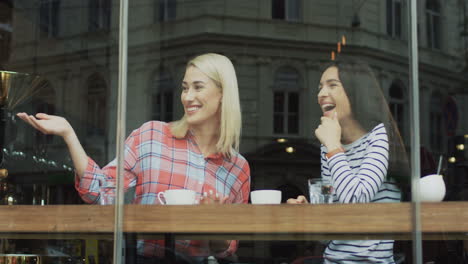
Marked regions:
[315,111,341,149]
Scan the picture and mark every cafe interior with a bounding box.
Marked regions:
[1,0,468,263]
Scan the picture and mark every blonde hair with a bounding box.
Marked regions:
[170,53,242,158]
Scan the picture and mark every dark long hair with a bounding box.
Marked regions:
[320,60,410,193]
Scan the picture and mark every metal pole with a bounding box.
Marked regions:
[408,0,422,263]
[114,0,128,263]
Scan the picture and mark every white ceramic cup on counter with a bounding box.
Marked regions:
[419,174,446,202]
[157,189,197,205]
[250,190,282,204]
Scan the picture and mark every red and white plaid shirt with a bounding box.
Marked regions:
[75,121,251,258]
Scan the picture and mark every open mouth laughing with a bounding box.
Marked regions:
[321,103,336,117]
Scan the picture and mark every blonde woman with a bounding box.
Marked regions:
[17,53,250,263]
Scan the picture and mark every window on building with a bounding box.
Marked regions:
[430,92,444,153]
[0,1,12,63]
[86,74,107,136]
[426,0,441,49]
[151,67,174,122]
[272,0,301,22]
[386,0,402,38]
[273,67,300,135]
[388,80,406,136]
[156,0,176,22]
[89,0,111,32]
[39,0,60,38]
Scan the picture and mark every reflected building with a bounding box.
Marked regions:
[1,0,468,202]
[1,0,468,262]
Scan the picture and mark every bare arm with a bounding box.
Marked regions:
[16,113,88,178]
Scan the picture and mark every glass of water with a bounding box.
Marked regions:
[308,178,333,204]
[308,178,323,204]
[99,184,116,205]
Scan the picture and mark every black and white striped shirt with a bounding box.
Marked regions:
[321,123,400,264]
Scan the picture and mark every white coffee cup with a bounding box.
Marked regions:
[251,190,282,204]
[157,189,197,205]
[419,174,446,202]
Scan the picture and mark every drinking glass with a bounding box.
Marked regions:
[308,178,323,204]
[321,182,334,204]
[99,185,116,205]
[308,178,334,204]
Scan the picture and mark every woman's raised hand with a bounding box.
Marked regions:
[17,112,88,177]
[16,113,74,138]
[315,111,342,150]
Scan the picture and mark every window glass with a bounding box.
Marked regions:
[1,1,119,262]
[386,0,402,38]
[426,0,441,49]
[418,0,468,261]
[157,0,177,22]
[3,0,468,263]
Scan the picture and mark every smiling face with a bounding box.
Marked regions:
[317,66,352,121]
[181,66,223,128]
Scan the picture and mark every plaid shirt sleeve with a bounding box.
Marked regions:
[75,127,141,204]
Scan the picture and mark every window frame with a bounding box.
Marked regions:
[86,73,108,137]
[388,80,407,140]
[156,0,177,23]
[151,67,175,122]
[386,0,402,38]
[88,0,111,32]
[429,91,445,153]
[272,0,301,22]
[272,66,301,136]
[426,0,441,50]
[39,0,60,38]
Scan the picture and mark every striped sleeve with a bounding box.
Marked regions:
[326,124,389,204]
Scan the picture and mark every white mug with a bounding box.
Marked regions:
[157,189,197,205]
[251,190,282,204]
[419,174,446,202]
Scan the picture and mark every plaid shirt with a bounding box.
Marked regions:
[75,121,251,258]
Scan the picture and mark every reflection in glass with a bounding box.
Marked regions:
[2,0,468,262]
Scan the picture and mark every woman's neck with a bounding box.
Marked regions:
[190,122,220,157]
[340,118,367,145]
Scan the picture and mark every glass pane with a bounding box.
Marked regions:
[389,82,404,99]
[386,0,393,36]
[274,92,285,113]
[395,1,401,38]
[288,92,299,112]
[272,0,285,20]
[1,0,119,262]
[274,114,284,134]
[426,14,433,48]
[119,0,430,263]
[419,0,468,262]
[433,15,441,49]
[286,0,300,22]
[288,114,298,134]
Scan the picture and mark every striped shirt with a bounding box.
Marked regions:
[75,121,251,258]
[321,123,400,264]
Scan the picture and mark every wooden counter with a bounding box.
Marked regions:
[0,202,467,240]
